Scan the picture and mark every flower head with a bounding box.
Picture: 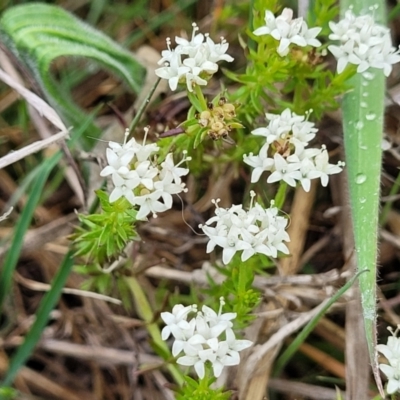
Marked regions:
[200,193,290,264]
[243,109,344,191]
[101,128,190,220]
[155,23,233,92]
[328,9,400,76]
[162,298,252,379]
[254,8,321,56]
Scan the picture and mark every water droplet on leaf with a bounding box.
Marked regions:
[365,113,376,121]
[355,173,367,184]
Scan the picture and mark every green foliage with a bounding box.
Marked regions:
[0,387,18,400]
[71,190,138,265]
[225,0,347,122]
[2,252,75,388]
[204,257,262,329]
[176,376,231,400]
[0,3,145,142]
[0,151,61,311]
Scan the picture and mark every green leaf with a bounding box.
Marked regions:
[339,1,386,396]
[0,3,145,139]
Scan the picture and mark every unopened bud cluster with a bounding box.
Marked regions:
[198,98,242,140]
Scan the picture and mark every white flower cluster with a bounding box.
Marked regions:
[199,193,290,265]
[328,9,400,76]
[100,129,190,220]
[253,8,321,56]
[243,109,344,192]
[161,299,252,379]
[377,326,400,394]
[155,23,233,92]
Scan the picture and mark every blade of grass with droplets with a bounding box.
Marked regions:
[340,0,385,395]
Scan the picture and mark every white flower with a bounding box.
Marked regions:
[328,10,400,76]
[244,143,274,183]
[155,51,190,91]
[378,336,400,362]
[244,109,344,191]
[313,147,344,187]
[156,23,233,92]
[109,174,137,205]
[101,128,190,219]
[254,8,321,56]
[377,326,400,394]
[162,299,252,379]
[379,364,400,394]
[160,152,191,184]
[132,189,169,220]
[267,153,302,187]
[100,148,134,180]
[161,304,197,340]
[205,35,234,63]
[200,195,290,264]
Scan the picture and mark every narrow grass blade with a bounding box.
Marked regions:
[274,270,364,375]
[1,251,75,387]
[0,152,61,310]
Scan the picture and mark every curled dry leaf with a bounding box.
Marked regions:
[0,68,69,169]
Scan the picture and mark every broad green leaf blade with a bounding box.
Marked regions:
[0,3,145,138]
[340,1,386,395]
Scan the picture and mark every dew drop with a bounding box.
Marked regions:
[359,145,367,150]
[362,81,369,87]
[365,113,376,121]
[362,71,375,80]
[360,197,366,204]
[360,102,367,108]
[355,173,367,184]
[355,121,364,129]
[362,92,368,97]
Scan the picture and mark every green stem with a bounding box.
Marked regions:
[274,181,288,209]
[128,77,161,134]
[124,276,184,386]
[194,84,208,110]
